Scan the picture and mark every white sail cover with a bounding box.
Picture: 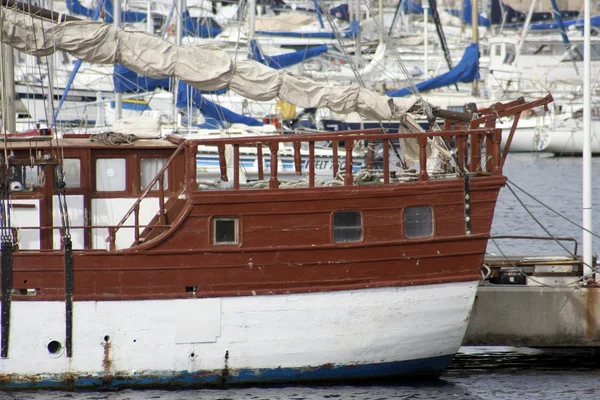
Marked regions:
[1,8,417,121]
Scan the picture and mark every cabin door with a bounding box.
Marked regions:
[50,155,88,249]
[8,200,41,250]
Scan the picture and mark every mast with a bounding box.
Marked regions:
[423,2,429,77]
[2,46,15,133]
[471,0,479,96]
[583,0,593,278]
[354,0,361,62]
[427,0,457,91]
[147,0,152,33]
[549,0,580,75]
[114,0,122,120]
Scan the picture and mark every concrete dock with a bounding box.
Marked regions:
[463,255,600,347]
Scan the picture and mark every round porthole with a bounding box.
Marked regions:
[47,340,63,357]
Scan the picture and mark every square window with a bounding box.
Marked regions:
[140,158,168,191]
[213,218,239,245]
[333,211,362,242]
[8,166,39,192]
[96,158,126,192]
[404,206,434,238]
[62,159,81,188]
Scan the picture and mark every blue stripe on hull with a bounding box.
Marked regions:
[1,354,454,390]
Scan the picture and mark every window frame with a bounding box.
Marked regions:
[140,157,169,192]
[332,210,364,243]
[212,217,240,246]
[403,205,435,239]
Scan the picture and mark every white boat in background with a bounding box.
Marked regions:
[541,118,600,155]
[487,33,600,96]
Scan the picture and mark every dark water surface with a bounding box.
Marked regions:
[2,153,599,399]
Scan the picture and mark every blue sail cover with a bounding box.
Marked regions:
[490,0,578,26]
[530,15,600,30]
[256,20,359,39]
[386,43,480,97]
[67,0,147,23]
[176,82,264,127]
[330,4,350,21]
[445,0,491,27]
[182,10,222,38]
[67,0,221,36]
[249,40,328,69]
[113,64,172,93]
[401,0,424,14]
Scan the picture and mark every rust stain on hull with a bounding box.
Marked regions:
[585,287,598,338]
[102,335,112,384]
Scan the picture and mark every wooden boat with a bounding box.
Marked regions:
[0,1,552,389]
[0,94,551,389]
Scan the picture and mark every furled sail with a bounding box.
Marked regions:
[386,43,480,97]
[1,6,417,121]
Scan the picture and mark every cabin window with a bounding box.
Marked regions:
[8,166,40,192]
[404,206,434,238]
[62,159,81,188]
[140,158,168,190]
[213,218,239,245]
[96,158,126,192]
[493,44,501,57]
[333,211,362,243]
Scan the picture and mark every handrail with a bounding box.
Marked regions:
[110,142,186,239]
[490,235,579,259]
[189,127,505,192]
[175,128,498,147]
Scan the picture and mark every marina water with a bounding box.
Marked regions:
[1,153,599,399]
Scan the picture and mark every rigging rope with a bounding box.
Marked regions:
[504,182,599,276]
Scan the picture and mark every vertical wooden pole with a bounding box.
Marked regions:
[233,144,240,189]
[383,139,389,184]
[293,141,302,175]
[344,140,353,186]
[309,141,315,188]
[269,142,279,189]
[218,144,228,182]
[257,144,264,181]
[418,135,429,181]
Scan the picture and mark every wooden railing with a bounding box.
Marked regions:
[180,127,504,191]
[107,142,186,246]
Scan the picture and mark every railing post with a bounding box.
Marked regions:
[134,203,140,243]
[383,139,389,184]
[309,141,315,188]
[471,133,482,172]
[187,144,198,191]
[257,144,264,181]
[332,141,339,178]
[366,140,374,171]
[269,142,279,189]
[293,141,302,175]
[218,144,228,182]
[233,144,240,189]
[456,134,466,172]
[491,129,502,176]
[11,228,18,251]
[484,120,496,173]
[418,135,429,181]
[158,175,165,225]
[344,140,353,186]
[107,227,116,251]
